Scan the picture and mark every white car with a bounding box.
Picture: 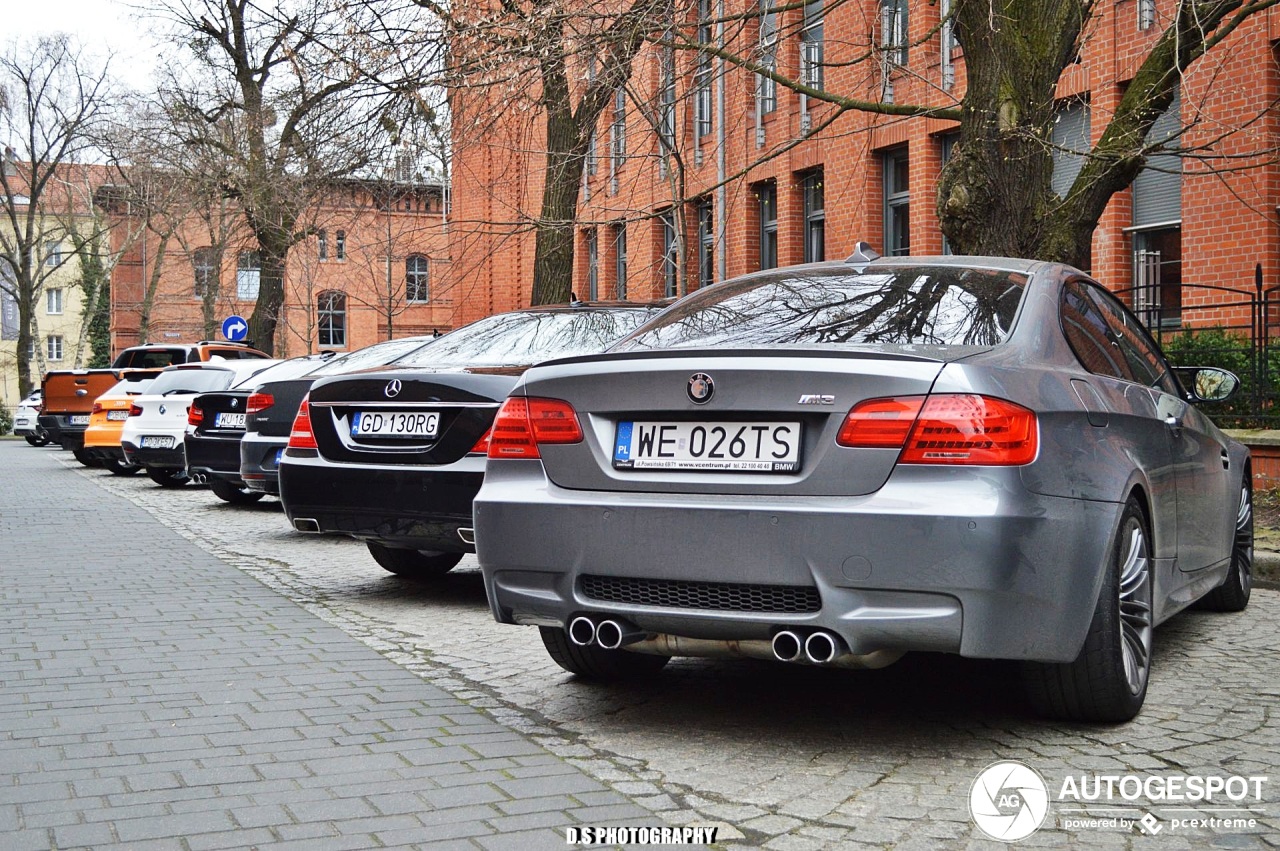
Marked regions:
[121,360,278,487]
[14,390,47,446]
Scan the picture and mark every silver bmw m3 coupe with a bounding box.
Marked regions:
[474,254,1253,721]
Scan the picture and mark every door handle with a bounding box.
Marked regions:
[1221,449,1230,471]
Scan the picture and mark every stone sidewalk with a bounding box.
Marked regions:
[0,442,659,849]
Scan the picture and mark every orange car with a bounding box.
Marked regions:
[82,371,160,475]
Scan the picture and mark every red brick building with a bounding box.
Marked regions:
[109,179,453,357]
[450,0,1280,334]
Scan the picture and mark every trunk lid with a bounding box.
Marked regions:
[191,391,251,437]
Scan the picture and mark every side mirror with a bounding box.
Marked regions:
[1175,366,1240,403]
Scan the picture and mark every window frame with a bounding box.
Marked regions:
[883,149,910,257]
[406,254,430,303]
[46,287,63,315]
[317,290,347,348]
[802,170,825,263]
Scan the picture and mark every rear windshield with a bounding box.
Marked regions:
[307,337,435,377]
[113,348,188,369]
[147,368,236,396]
[106,377,157,395]
[616,266,1026,351]
[231,357,324,388]
[393,308,662,368]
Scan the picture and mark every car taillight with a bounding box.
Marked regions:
[246,392,273,415]
[487,397,583,459]
[287,398,318,449]
[188,404,204,426]
[837,394,1038,466]
[469,428,492,455]
[91,402,103,414]
[128,404,143,417]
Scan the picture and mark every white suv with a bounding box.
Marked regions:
[121,360,278,486]
[14,391,47,445]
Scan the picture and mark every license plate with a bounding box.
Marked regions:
[351,410,440,439]
[15,418,29,427]
[70,415,90,425]
[140,435,175,449]
[274,448,283,466]
[613,421,801,472]
[107,410,129,421]
[215,412,246,428]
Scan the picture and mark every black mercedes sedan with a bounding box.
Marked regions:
[278,302,666,580]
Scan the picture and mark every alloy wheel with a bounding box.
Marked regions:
[1118,519,1153,696]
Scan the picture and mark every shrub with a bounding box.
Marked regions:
[1160,327,1280,428]
[0,406,12,436]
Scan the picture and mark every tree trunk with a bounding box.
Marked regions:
[248,240,289,355]
[531,104,586,305]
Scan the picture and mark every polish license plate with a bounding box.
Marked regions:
[351,410,439,439]
[613,421,801,472]
[140,435,175,449]
[69,415,90,426]
[215,412,247,428]
[107,410,130,421]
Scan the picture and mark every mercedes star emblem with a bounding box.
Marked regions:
[687,373,714,404]
[385,379,403,398]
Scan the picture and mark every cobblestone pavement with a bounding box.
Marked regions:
[18,443,1280,848]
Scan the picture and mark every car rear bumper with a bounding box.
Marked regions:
[240,432,287,494]
[279,453,484,553]
[82,445,127,463]
[475,463,1122,664]
[121,440,186,470]
[39,415,86,450]
[185,434,244,483]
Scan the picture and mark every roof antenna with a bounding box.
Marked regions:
[845,241,881,271]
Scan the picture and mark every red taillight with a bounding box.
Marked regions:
[836,394,1038,466]
[188,404,204,426]
[246,392,274,415]
[469,427,492,455]
[91,402,103,414]
[128,404,143,417]
[287,398,318,449]
[487,397,583,459]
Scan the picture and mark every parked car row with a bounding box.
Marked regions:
[31,254,1257,723]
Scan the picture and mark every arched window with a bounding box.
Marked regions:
[406,255,430,302]
[318,291,346,347]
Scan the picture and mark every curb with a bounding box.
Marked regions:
[1254,549,1280,590]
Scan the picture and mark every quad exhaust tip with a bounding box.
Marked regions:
[771,630,804,663]
[457,527,475,545]
[292,518,321,534]
[772,629,848,665]
[568,616,597,647]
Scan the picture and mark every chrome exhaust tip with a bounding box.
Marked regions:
[771,630,804,663]
[292,518,321,534]
[804,630,844,665]
[567,616,597,647]
[594,619,645,650]
[457,527,476,545]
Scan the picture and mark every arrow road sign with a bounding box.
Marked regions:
[222,315,248,342]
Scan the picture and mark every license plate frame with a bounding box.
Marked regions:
[351,410,440,440]
[613,420,802,473]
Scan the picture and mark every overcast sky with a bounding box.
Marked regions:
[5,0,164,91]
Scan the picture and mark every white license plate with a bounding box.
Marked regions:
[107,410,130,421]
[215,412,247,428]
[613,421,801,472]
[351,410,440,439]
[140,435,175,449]
[70,415,90,425]
[15,418,29,427]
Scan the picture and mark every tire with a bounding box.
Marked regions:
[73,448,103,468]
[209,479,266,504]
[25,432,49,447]
[1023,498,1153,722]
[1198,482,1252,613]
[539,626,669,680]
[105,455,142,476]
[145,467,189,488]
[366,542,463,579]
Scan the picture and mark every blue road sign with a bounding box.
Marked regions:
[222,315,248,342]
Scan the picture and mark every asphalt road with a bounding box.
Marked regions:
[15,443,1280,848]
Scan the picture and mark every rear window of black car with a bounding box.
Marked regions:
[393,308,663,368]
[615,266,1026,350]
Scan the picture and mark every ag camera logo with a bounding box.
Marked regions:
[969,761,1050,842]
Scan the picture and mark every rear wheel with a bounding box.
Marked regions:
[105,456,142,476]
[1024,498,1153,722]
[366,542,463,579]
[73,448,103,468]
[145,467,189,488]
[25,430,50,447]
[1198,483,1252,613]
[209,479,265,504]
[539,626,669,680]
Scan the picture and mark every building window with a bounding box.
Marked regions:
[659,45,677,161]
[881,0,908,66]
[586,129,598,176]
[47,334,64,361]
[1138,0,1156,30]
[45,241,63,267]
[193,247,220,297]
[883,150,910,256]
[695,0,714,138]
[586,229,599,300]
[317,291,346,347]
[318,229,328,260]
[335,230,346,260]
[46,287,63,315]
[801,0,825,91]
[661,210,678,298]
[1052,98,1091,201]
[802,170,825,263]
[757,0,778,115]
[758,182,778,270]
[613,224,627,299]
[1133,227,1182,329]
[697,198,714,290]
[236,251,261,300]
[610,88,626,174]
[406,254,430,302]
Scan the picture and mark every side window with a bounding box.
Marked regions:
[1084,284,1172,391]
[1061,281,1129,381]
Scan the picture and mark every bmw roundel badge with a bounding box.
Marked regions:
[385,379,402,398]
[230,398,238,408]
[687,373,714,404]
[159,404,166,415]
